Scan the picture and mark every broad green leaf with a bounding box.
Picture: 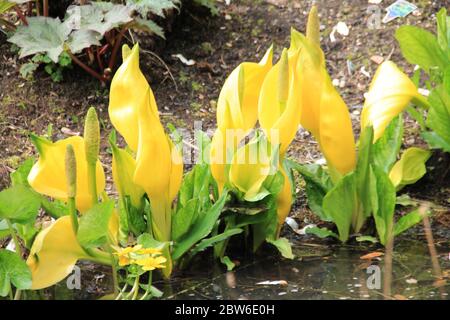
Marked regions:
[127,0,179,17]
[130,18,165,39]
[322,173,356,242]
[252,197,278,251]
[394,208,427,236]
[67,30,101,54]
[172,190,228,260]
[0,249,32,297]
[64,3,133,36]
[178,163,211,211]
[304,181,330,221]
[0,220,10,240]
[389,147,431,190]
[266,237,294,259]
[172,199,198,242]
[395,25,449,74]
[77,201,114,248]
[355,126,374,225]
[372,115,404,173]
[0,185,41,224]
[424,86,450,152]
[370,166,396,246]
[305,226,338,239]
[8,17,71,62]
[0,1,15,14]
[15,222,38,249]
[189,228,243,257]
[19,62,38,80]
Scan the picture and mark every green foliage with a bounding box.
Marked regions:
[77,201,115,248]
[193,0,218,16]
[0,249,32,297]
[0,185,41,224]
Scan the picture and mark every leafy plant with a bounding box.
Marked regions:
[396,8,450,152]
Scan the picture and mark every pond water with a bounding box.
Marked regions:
[24,228,449,300]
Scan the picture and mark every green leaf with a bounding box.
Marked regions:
[220,256,235,271]
[423,86,450,152]
[77,201,114,248]
[0,249,32,297]
[127,0,179,17]
[370,165,396,246]
[193,0,219,15]
[355,126,375,224]
[130,18,165,39]
[389,147,431,190]
[372,115,404,173]
[305,226,338,239]
[394,208,427,236]
[322,173,357,242]
[172,190,228,260]
[0,185,41,224]
[266,237,294,259]
[189,228,243,257]
[19,62,38,80]
[0,1,15,14]
[0,220,10,240]
[8,17,71,62]
[436,8,449,54]
[64,3,133,36]
[355,236,378,243]
[395,25,449,74]
[15,222,38,249]
[66,30,101,54]
[10,158,34,187]
[172,199,198,242]
[178,163,211,211]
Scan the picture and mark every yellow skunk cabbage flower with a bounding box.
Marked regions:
[109,43,159,152]
[109,43,183,245]
[228,136,274,201]
[27,216,90,290]
[389,147,431,191]
[211,46,273,191]
[292,31,356,178]
[361,61,422,142]
[258,48,301,155]
[28,135,105,213]
[111,144,145,209]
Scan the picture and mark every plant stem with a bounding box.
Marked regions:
[125,275,140,300]
[6,219,23,300]
[6,219,22,257]
[139,272,153,300]
[108,26,129,72]
[68,197,78,234]
[14,6,28,26]
[43,0,48,17]
[67,51,107,83]
[35,0,40,16]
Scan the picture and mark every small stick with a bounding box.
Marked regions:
[43,0,48,17]
[68,51,107,83]
[420,205,446,299]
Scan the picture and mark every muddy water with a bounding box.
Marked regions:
[27,228,449,300]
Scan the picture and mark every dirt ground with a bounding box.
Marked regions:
[0,0,448,227]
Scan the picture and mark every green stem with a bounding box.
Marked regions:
[6,219,22,257]
[87,162,98,207]
[139,272,153,300]
[6,219,23,300]
[68,197,78,234]
[83,248,112,265]
[412,95,431,110]
[125,275,140,300]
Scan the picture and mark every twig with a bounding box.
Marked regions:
[68,51,107,83]
[420,205,446,299]
[141,48,178,91]
[14,6,28,26]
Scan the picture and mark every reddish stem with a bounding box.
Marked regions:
[98,44,110,56]
[14,7,28,26]
[68,51,107,83]
[43,0,48,17]
[108,27,128,71]
[96,48,104,71]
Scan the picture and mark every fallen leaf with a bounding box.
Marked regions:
[360,252,384,260]
[370,55,384,64]
[394,294,408,300]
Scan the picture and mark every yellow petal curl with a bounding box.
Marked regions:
[28,136,105,213]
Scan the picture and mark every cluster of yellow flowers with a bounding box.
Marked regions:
[209,6,423,234]
[112,245,166,271]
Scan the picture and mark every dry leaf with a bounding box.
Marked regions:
[360,252,384,260]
